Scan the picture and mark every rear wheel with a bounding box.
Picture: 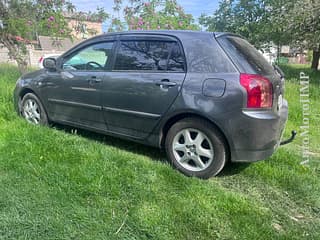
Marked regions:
[20,93,48,125]
[165,118,227,179]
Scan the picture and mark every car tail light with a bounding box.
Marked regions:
[39,56,43,63]
[240,73,273,108]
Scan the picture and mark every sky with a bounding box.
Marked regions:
[71,0,220,31]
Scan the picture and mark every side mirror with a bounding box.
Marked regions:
[43,58,57,71]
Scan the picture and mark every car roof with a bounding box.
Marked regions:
[62,30,216,56]
[88,30,217,42]
[61,30,239,60]
[92,30,243,42]
[101,29,212,36]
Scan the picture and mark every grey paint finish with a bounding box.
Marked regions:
[101,71,185,138]
[41,70,106,129]
[14,30,288,163]
[202,79,226,97]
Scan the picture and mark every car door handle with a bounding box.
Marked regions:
[154,79,177,87]
[88,76,101,84]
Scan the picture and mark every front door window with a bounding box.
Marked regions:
[63,42,114,71]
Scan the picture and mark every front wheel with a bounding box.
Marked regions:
[20,93,48,125]
[165,118,228,179]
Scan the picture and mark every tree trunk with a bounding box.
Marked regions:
[1,36,29,75]
[17,60,28,75]
[311,45,320,70]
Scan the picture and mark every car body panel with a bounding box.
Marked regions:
[41,70,106,129]
[101,71,186,139]
[14,30,289,163]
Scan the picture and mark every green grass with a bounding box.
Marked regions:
[0,63,319,239]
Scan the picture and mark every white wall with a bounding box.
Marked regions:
[0,45,64,67]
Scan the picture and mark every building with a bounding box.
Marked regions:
[64,12,103,40]
[0,13,103,67]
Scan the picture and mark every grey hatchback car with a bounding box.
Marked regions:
[14,30,288,178]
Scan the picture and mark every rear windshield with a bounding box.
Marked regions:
[217,35,274,75]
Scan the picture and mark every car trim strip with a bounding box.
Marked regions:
[48,98,102,110]
[102,106,161,119]
[71,87,97,92]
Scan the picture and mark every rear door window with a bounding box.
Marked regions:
[167,42,185,72]
[217,35,274,75]
[113,40,185,72]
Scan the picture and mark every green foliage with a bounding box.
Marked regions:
[199,0,295,48]
[0,0,74,74]
[200,0,320,70]
[109,0,199,32]
[285,0,320,49]
[306,50,313,63]
[0,64,319,239]
[284,0,320,70]
[1,0,75,41]
[0,0,108,74]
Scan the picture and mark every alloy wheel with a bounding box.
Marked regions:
[22,99,41,124]
[172,128,214,172]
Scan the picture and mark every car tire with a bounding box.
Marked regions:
[20,93,48,125]
[165,118,228,179]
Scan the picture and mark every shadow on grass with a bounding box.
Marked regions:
[52,123,167,162]
[219,162,251,177]
[52,123,250,177]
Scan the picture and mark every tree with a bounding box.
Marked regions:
[286,0,320,70]
[199,0,294,49]
[0,0,73,74]
[108,0,126,32]
[109,0,199,32]
[0,0,108,74]
[200,0,320,70]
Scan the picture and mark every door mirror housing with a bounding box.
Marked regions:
[43,58,57,71]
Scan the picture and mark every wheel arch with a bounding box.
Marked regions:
[17,88,35,113]
[160,112,231,159]
[18,88,50,121]
[19,88,35,100]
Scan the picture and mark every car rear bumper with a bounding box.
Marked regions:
[229,99,288,162]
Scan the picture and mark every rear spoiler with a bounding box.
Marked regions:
[213,32,245,39]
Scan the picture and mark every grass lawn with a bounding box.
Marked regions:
[0,64,319,239]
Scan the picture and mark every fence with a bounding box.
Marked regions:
[0,46,64,68]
